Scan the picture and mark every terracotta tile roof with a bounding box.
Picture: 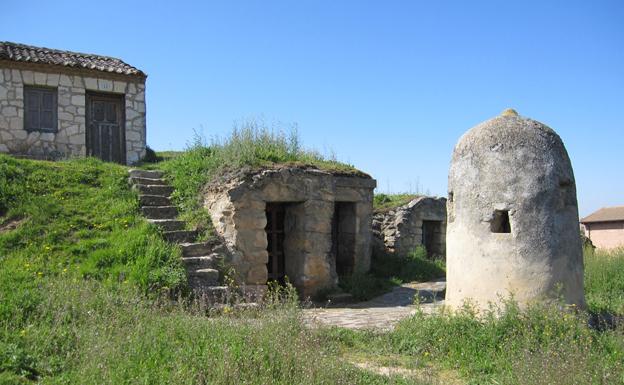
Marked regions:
[581,206,624,223]
[0,41,145,77]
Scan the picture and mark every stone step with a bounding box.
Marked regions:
[181,253,222,270]
[188,268,220,286]
[129,176,167,186]
[148,219,186,231]
[180,241,219,258]
[141,205,178,219]
[133,184,174,197]
[163,230,196,243]
[193,285,230,302]
[139,194,172,207]
[128,169,164,179]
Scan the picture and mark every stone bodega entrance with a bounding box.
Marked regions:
[333,202,356,277]
[205,167,376,297]
[422,220,444,257]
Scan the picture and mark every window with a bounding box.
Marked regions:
[24,86,58,132]
[491,210,511,233]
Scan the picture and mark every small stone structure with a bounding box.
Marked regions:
[446,109,585,310]
[0,42,146,164]
[204,166,376,297]
[373,196,447,258]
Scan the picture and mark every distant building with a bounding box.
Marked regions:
[0,42,146,164]
[581,206,624,250]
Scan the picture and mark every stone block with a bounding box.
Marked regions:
[84,77,97,90]
[113,81,126,93]
[21,71,33,84]
[126,130,141,141]
[58,111,74,121]
[236,229,268,252]
[71,95,85,106]
[11,69,22,83]
[246,264,267,284]
[9,117,21,131]
[0,85,7,99]
[59,75,72,87]
[46,73,59,86]
[126,108,140,120]
[72,76,84,88]
[34,72,46,85]
[97,79,113,92]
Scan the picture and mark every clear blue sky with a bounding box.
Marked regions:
[3,1,623,216]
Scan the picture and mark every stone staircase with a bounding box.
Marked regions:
[128,169,229,302]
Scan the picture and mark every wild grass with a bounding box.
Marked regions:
[585,247,624,315]
[0,155,185,294]
[339,246,446,301]
[158,121,359,237]
[1,277,416,385]
[374,193,421,212]
[322,300,624,385]
[3,154,624,384]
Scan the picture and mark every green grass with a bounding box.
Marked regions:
[338,246,446,301]
[2,153,624,384]
[0,155,185,294]
[374,194,421,212]
[158,122,362,237]
[585,247,624,315]
[0,154,407,384]
[1,278,414,385]
[323,299,624,385]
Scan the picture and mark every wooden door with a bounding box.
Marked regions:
[86,93,125,163]
[265,203,286,282]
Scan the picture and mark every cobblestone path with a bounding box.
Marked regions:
[303,279,446,331]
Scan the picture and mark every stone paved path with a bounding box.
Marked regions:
[303,279,446,331]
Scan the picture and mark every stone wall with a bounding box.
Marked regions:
[373,196,447,258]
[204,167,376,297]
[0,63,146,164]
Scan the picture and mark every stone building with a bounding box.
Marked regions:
[204,166,376,297]
[373,196,446,259]
[446,109,585,310]
[0,42,146,164]
[581,206,624,250]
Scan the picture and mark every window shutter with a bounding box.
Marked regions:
[24,86,58,132]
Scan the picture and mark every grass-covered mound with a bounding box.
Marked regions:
[157,124,364,236]
[0,154,402,384]
[1,152,623,384]
[0,155,185,294]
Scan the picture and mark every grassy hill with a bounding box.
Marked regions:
[1,136,624,384]
[0,154,399,384]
